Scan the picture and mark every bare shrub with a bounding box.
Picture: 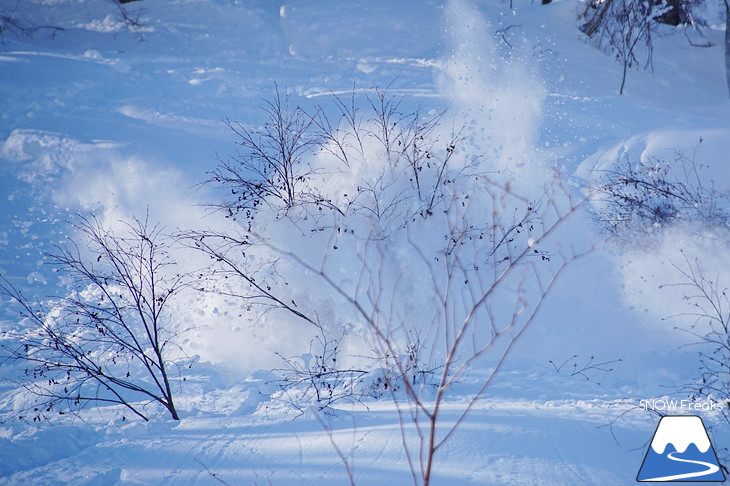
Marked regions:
[204,86,318,220]
[265,180,587,486]
[271,330,439,416]
[0,213,191,422]
[590,144,729,239]
[272,332,370,415]
[193,88,588,485]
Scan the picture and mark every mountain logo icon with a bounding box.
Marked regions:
[637,415,726,482]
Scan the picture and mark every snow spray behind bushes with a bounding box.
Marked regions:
[581,129,730,339]
[164,0,560,378]
[10,0,562,381]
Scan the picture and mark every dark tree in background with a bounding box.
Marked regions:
[577,0,730,97]
[580,0,660,94]
[725,0,730,96]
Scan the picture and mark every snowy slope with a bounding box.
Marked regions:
[1,0,730,484]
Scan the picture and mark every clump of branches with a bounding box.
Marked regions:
[0,213,191,422]
[204,87,464,226]
[1,0,148,47]
[312,88,462,220]
[272,333,370,415]
[590,145,729,240]
[272,330,439,416]
[594,144,730,461]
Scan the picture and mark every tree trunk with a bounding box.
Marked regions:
[620,60,628,95]
[725,0,730,98]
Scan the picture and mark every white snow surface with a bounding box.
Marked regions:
[1,0,729,484]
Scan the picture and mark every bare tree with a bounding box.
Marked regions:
[193,88,589,485]
[0,213,190,422]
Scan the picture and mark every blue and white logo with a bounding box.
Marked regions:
[637,415,726,482]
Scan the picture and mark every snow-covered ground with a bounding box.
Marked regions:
[1,0,730,484]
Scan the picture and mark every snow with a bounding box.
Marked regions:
[1,0,730,484]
